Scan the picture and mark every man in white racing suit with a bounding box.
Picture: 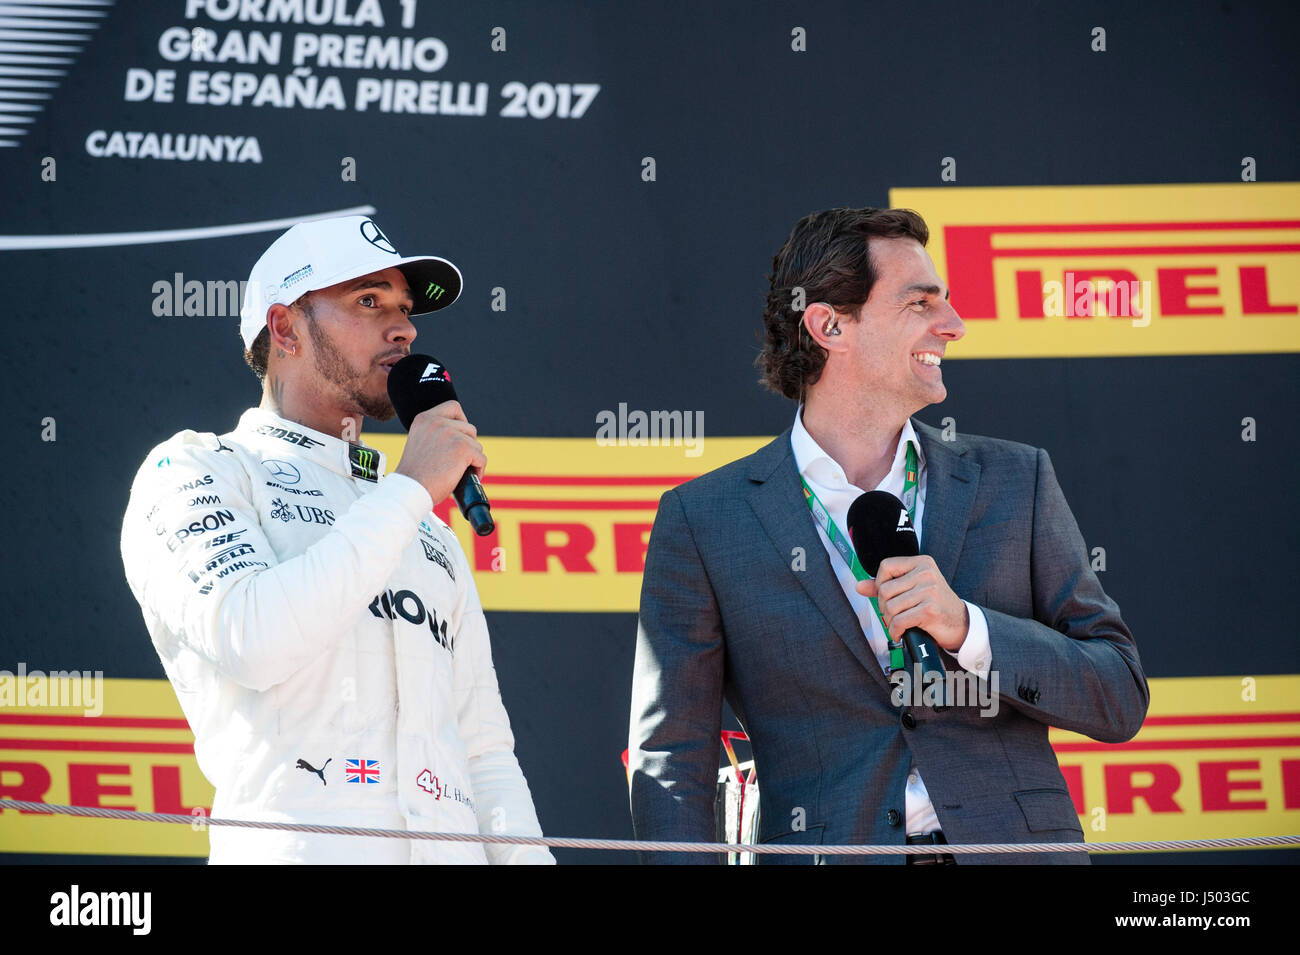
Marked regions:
[120,215,554,864]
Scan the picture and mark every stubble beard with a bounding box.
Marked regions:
[305,316,395,422]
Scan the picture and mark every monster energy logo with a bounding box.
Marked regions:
[425,281,445,301]
[350,444,379,482]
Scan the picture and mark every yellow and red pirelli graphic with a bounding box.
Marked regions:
[364,432,770,613]
[889,182,1300,357]
[1050,675,1300,843]
[0,678,211,857]
[1,675,1295,856]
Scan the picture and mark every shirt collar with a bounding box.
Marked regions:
[790,405,924,492]
[234,407,388,481]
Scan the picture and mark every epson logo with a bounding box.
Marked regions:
[171,510,236,544]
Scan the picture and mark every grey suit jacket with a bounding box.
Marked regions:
[627,419,1149,864]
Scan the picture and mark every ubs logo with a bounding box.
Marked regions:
[360,218,397,254]
[294,504,336,525]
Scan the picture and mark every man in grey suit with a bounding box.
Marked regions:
[627,207,1148,864]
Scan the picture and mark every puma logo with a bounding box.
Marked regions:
[296,757,331,786]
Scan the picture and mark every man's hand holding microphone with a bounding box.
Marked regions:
[388,355,496,536]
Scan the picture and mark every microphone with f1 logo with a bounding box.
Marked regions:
[386,354,495,537]
[847,490,947,704]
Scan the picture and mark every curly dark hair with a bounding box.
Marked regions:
[243,294,315,382]
[756,207,930,400]
[243,327,271,382]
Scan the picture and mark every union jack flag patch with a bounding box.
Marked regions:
[344,758,381,784]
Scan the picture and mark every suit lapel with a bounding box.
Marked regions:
[912,419,982,582]
[746,430,892,688]
[745,420,983,685]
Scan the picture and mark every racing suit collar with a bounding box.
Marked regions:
[235,407,389,482]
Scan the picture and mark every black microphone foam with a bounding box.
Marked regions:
[846,490,919,574]
[386,354,495,537]
[387,354,457,430]
[847,489,947,704]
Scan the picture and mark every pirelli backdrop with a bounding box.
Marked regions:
[1,1,1298,865]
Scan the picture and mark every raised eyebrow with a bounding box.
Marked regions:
[346,279,416,304]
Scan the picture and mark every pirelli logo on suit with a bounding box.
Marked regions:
[889,183,1300,358]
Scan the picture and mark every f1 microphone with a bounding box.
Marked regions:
[847,490,947,703]
[386,354,495,537]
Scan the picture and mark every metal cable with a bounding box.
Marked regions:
[3,800,1297,855]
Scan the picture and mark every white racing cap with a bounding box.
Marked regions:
[239,215,463,348]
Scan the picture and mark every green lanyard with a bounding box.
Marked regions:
[801,442,919,673]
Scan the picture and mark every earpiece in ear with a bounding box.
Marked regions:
[815,302,841,337]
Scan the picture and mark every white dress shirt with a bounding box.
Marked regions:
[790,408,992,836]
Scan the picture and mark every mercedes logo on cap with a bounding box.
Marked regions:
[263,460,301,484]
[360,219,397,254]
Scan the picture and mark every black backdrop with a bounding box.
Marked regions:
[2,0,1298,864]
